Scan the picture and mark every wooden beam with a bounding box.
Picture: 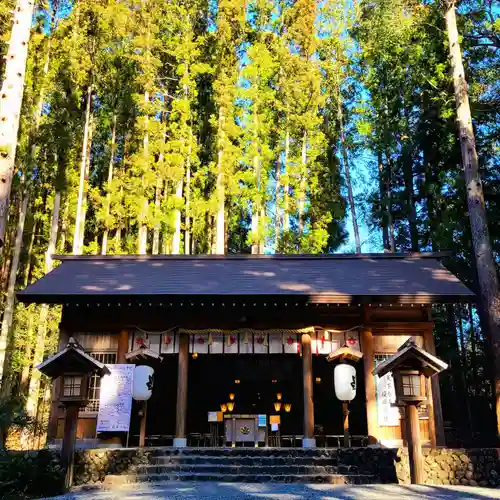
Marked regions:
[423,324,445,446]
[361,325,379,444]
[117,329,129,364]
[174,333,189,447]
[301,333,315,447]
[371,322,434,332]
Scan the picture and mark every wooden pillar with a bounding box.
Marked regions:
[174,333,189,447]
[361,325,379,444]
[423,325,445,446]
[117,329,129,364]
[301,333,315,448]
[343,402,350,447]
[406,403,424,484]
[61,403,79,491]
[139,401,147,447]
[47,326,69,443]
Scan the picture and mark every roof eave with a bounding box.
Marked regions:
[17,291,475,306]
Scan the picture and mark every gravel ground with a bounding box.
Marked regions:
[42,482,500,500]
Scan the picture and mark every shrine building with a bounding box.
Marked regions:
[18,253,474,449]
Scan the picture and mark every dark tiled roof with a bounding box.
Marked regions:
[17,254,474,304]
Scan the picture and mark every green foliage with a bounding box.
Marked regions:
[0,449,64,498]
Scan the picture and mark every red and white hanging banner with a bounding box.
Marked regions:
[253,333,268,354]
[316,330,333,355]
[192,334,209,354]
[283,334,300,354]
[239,332,252,354]
[225,333,239,354]
[329,332,344,352]
[345,329,360,350]
[208,332,224,354]
[162,332,178,354]
[269,333,283,354]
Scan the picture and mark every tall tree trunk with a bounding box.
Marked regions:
[19,307,35,393]
[26,191,60,417]
[215,109,225,255]
[402,133,418,251]
[0,0,36,247]
[457,305,474,441]
[101,113,117,255]
[184,140,192,255]
[445,1,500,434]
[251,153,260,255]
[172,178,183,255]
[259,208,265,254]
[22,216,37,287]
[338,100,361,253]
[0,194,28,396]
[1,210,16,293]
[297,132,307,242]
[251,111,261,255]
[385,151,396,252]
[283,130,290,235]
[469,304,479,396]
[72,85,93,255]
[152,177,162,255]
[446,304,468,443]
[138,87,150,255]
[275,153,281,253]
[378,153,389,250]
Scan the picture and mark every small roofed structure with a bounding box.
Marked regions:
[373,338,448,485]
[37,337,109,379]
[125,344,161,362]
[37,338,109,490]
[327,346,364,363]
[373,338,448,380]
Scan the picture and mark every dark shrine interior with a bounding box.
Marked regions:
[128,354,368,446]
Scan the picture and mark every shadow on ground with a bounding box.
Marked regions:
[43,482,500,500]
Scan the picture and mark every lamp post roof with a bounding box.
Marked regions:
[372,339,448,378]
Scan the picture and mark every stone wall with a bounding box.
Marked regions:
[72,447,500,488]
[395,448,500,487]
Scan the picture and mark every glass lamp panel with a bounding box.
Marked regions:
[402,375,412,396]
[413,375,421,396]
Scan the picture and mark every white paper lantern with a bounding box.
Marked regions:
[133,365,154,401]
[334,363,357,402]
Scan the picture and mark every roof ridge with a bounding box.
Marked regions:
[53,252,450,261]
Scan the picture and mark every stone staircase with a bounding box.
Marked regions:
[93,447,393,486]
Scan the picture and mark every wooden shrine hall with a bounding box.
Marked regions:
[18,253,474,449]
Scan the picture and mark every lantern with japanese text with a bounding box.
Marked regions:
[133,365,154,401]
[334,363,356,402]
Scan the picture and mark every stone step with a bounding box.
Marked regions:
[104,472,378,485]
[151,455,339,466]
[147,447,341,458]
[133,464,350,475]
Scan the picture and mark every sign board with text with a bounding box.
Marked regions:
[96,364,134,432]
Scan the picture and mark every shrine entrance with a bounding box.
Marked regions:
[186,355,302,446]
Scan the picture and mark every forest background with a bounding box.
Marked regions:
[0,0,498,448]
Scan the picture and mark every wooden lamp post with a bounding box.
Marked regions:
[126,345,159,447]
[37,338,109,491]
[327,345,363,447]
[373,339,447,484]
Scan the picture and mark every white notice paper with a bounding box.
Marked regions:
[96,364,134,432]
[376,371,400,427]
